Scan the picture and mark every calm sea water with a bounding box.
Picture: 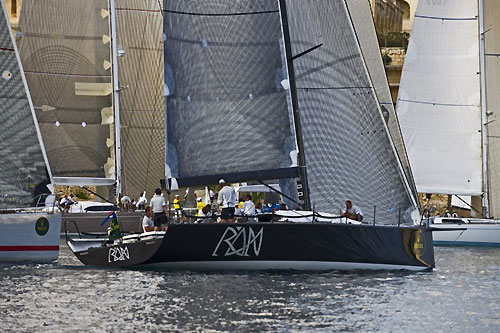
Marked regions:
[1,240,499,332]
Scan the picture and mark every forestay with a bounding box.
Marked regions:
[163,0,298,187]
[346,0,418,200]
[115,0,165,198]
[397,0,482,195]
[283,0,415,222]
[484,0,500,217]
[18,0,114,181]
[0,2,52,208]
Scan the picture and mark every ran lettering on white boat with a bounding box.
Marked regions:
[108,246,130,262]
[212,226,264,257]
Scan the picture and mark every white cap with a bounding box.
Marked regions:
[219,179,226,184]
[197,197,202,201]
[175,194,179,197]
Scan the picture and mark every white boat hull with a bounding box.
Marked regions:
[0,213,61,262]
[431,220,500,246]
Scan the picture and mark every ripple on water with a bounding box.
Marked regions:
[1,243,500,332]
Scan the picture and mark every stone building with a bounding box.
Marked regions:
[369,0,409,35]
[4,0,22,28]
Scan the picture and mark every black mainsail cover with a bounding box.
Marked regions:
[163,0,298,186]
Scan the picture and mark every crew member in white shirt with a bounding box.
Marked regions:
[217,179,236,223]
[142,206,155,232]
[341,200,364,222]
[241,194,256,222]
[150,188,168,229]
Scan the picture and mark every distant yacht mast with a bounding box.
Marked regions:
[479,0,490,218]
[109,0,122,198]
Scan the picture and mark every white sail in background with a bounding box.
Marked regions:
[484,0,500,216]
[397,0,482,195]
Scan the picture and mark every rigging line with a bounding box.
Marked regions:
[256,180,303,209]
[398,98,477,107]
[81,186,115,205]
[297,86,372,90]
[485,53,500,57]
[163,9,278,17]
[414,14,477,21]
[453,195,483,216]
[24,70,111,78]
[116,7,161,13]
[291,44,323,61]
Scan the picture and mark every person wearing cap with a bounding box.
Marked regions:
[217,179,236,223]
[341,200,363,222]
[173,194,183,222]
[150,188,168,228]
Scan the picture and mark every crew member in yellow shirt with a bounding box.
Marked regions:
[173,194,182,221]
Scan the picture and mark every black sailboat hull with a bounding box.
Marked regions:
[70,223,434,271]
[140,223,434,271]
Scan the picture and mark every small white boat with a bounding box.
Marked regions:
[429,217,500,247]
[0,212,61,262]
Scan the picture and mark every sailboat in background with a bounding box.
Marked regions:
[68,0,434,271]
[0,1,61,262]
[397,0,500,246]
[16,0,165,233]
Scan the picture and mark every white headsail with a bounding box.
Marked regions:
[397,0,482,196]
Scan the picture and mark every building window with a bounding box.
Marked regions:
[11,0,17,17]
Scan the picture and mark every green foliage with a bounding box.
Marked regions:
[75,191,90,200]
[378,32,410,49]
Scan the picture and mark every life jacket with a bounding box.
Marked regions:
[173,198,181,210]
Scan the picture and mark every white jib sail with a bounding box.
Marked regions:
[397,0,482,195]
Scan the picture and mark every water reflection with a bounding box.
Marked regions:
[1,243,499,332]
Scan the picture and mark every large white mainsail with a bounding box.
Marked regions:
[397,0,482,196]
[17,0,165,199]
[283,0,417,222]
[17,0,116,187]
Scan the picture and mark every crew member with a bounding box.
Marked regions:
[342,200,364,222]
[173,194,182,221]
[217,179,236,223]
[142,206,155,232]
[150,188,168,228]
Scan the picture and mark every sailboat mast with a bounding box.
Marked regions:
[109,0,122,198]
[277,0,311,211]
[479,0,490,218]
